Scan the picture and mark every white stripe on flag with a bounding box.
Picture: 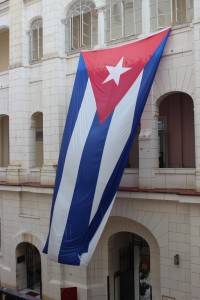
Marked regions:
[80,194,116,265]
[89,71,143,223]
[48,79,96,261]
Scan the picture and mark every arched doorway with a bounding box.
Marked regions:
[108,232,151,300]
[16,242,42,298]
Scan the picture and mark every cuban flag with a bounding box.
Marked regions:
[43,28,170,266]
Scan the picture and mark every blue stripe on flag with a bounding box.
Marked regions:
[43,54,89,254]
[58,112,113,264]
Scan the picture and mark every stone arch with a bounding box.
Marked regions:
[88,216,161,300]
[16,242,42,293]
[0,25,9,32]
[11,231,44,257]
[152,65,194,107]
[28,16,43,29]
[7,231,44,290]
[63,0,99,17]
[154,90,194,114]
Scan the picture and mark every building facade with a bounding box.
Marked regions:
[0,0,200,299]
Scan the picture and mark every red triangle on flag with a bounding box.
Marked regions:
[82,28,170,124]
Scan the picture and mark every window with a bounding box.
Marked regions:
[150,0,193,31]
[66,0,98,53]
[105,0,142,42]
[0,115,9,167]
[30,18,43,62]
[0,219,1,250]
[30,112,43,168]
[158,93,195,168]
[0,28,9,72]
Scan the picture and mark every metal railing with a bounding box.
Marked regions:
[0,287,37,300]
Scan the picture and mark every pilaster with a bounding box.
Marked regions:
[193,1,200,192]
[41,0,66,185]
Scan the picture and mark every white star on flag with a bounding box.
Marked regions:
[103,57,131,85]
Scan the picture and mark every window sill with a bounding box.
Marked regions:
[29,59,42,66]
[155,168,195,175]
[106,34,138,47]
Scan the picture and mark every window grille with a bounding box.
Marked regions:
[105,0,142,43]
[65,0,98,53]
[30,18,43,62]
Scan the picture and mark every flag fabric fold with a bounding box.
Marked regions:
[43,28,170,266]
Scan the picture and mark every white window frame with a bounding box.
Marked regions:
[150,0,189,30]
[66,0,97,53]
[30,18,43,63]
[106,0,142,42]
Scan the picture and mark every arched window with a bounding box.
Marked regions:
[105,0,142,42]
[0,115,9,167]
[66,0,98,53]
[150,0,193,31]
[30,18,43,62]
[0,28,9,72]
[158,92,195,168]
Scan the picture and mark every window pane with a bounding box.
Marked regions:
[66,0,97,52]
[158,0,171,27]
[186,0,193,22]
[158,13,171,27]
[30,19,43,62]
[150,2,157,31]
[32,29,39,60]
[124,1,134,36]
[91,10,98,45]
[158,1,171,16]
[82,11,91,47]
[111,2,122,39]
[72,15,80,50]
[39,27,43,58]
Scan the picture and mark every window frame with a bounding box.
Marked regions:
[105,0,142,43]
[150,0,191,31]
[65,0,98,54]
[30,18,43,63]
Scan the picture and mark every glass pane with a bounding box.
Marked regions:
[32,29,38,60]
[158,13,171,27]
[39,27,43,58]
[91,11,98,46]
[82,12,91,47]
[124,1,134,36]
[135,7,142,22]
[134,0,141,9]
[135,20,142,35]
[72,15,80,50]
[186,0,193,22]
[150,2,156,31]
[158,1,171,16]
[176,0,186,23]
[111,2,122,39]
